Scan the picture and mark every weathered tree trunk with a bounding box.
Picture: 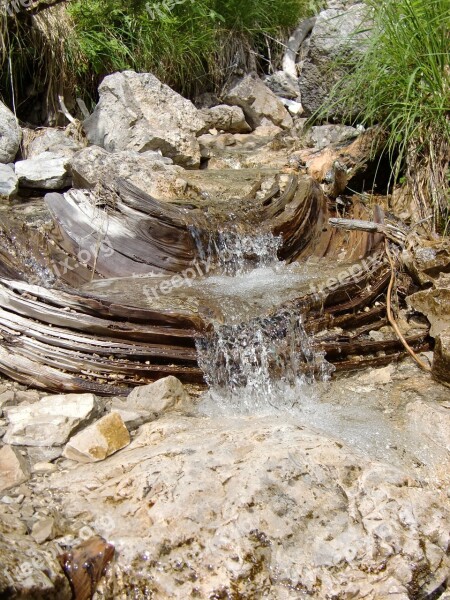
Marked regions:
[0,173,430,393]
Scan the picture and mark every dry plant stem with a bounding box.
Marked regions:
[384,238,431,372]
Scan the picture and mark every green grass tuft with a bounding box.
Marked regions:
[321,0,450,231]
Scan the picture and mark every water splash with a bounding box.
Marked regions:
[196,308,334,414]
[189,226,282,276]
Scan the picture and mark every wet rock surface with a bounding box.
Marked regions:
[0,363,449,598]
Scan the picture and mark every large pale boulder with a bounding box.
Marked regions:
[223,73,293,130]
[15,151,72,189]
[298,5,372,116]
[83,71,205,168]
[4,393,98,446]
[37,415,450,598]
[0,101,21,163]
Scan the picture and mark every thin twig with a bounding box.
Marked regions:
[384,238,431,372]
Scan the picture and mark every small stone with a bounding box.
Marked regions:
[126,376,193,415]
[31,517,56,544]
[359,365,394,385]
[0,445,30,492]
[32,462,58,474]
[0,390,15,412]
[4,393,98,447]
[15,151,72,189]
[63,412,130,463]
[0,163,19,198]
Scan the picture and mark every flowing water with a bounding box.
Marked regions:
[81,228,436,469]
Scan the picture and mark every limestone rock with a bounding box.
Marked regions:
[37,415,450,598]
[63,412,130,463]
[4,393,97,447]
[0,101,21,163]
[407,273,450,337]
[308,124,359,150]
[126,375,192,415]
[70,145,184,199]
[25,127,83,159]
[433,327,450,385]
[223,73,293,130]
[403,240,450,286]
[84,71,205,168]
[198,105,252,134]
[264,70,300,100]
[298,5,372,117]
[0,163,18,198]
[407,400,450,454]
[15,151,72,189]
[0,531,71,599]
[0,445,30,492]
[31,517,57,544]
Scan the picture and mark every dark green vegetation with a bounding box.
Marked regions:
[322,0,449,231]
[0,0,310,119]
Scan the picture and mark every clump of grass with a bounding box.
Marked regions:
[1,5,83,123]
[322,0,450,232]
[67,0,311,99]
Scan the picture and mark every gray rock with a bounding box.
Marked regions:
[264,70,300,100]
[70,145,185,199]
[4,393,98,447]
[15,151,72,189]
[0,163,18,198]
[223,73,293,130]
[84,71,205,168]
[308,124,359,150]
[126,375,193,416]
[407,273,450,338]
[298,5,372,116]
[31,517,57,544]
[0,445,30,492]
[25,127,83,159]
[198,105,252,134]
[0,101,21,163]
[63,411,130,463]
[280,98,303,116]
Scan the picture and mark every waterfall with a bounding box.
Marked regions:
[192,229,335,413]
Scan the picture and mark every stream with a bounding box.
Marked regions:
[82,230,431,473]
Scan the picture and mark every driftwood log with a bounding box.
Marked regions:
[0,172,430,393]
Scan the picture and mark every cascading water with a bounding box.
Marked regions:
[192,229,335,414]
